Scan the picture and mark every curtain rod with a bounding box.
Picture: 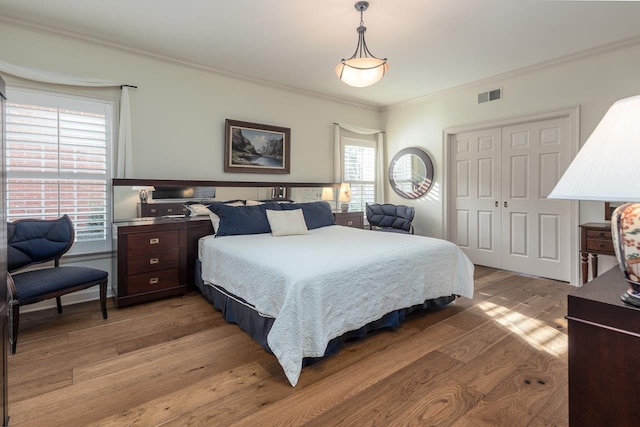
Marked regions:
[333,122,385,134]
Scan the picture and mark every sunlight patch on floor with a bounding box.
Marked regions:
[478,301,567,357]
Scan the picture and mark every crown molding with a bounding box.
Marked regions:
[0,15,381,112]
[382,34,640,111]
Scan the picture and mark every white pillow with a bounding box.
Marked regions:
[245,200,265,206]
[209,212,221,233]
[266,209,308,237]
[185,203,211,216]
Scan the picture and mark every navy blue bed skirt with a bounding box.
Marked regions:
[195,260,455,365]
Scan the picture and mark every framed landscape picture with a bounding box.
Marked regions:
[224,119,291,174]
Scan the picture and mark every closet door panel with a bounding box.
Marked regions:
[501,117,571,281]
[451,128,502,268]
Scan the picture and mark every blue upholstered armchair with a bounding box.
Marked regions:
[7,215,108,354]
[365,203,415,234]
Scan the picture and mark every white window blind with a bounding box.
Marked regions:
[342,138,376,212]
[5,88,113,253]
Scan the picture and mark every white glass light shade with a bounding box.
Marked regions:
[335,58,388,88]
[548,95,640,202]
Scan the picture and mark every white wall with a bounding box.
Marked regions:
[381,42,640,273]
[0,22,380,181]
[0,21,380,308]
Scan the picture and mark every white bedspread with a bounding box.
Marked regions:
[199,225,474,386]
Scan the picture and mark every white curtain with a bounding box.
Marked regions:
[0,60,135,178]
[333,123,385,203]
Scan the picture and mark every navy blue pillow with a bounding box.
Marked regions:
[281,201,335,230]
[208,203,283,236]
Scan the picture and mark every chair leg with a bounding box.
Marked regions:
[10,303,19,355]
[100,280,108,320]
[56,296,63,314]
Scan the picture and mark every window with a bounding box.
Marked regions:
[341,137,376,212]
[5,88,114,253]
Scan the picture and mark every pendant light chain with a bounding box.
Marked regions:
[335,1,389,87]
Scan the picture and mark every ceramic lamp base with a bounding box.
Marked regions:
[611,202,640,307]
[621,287,640,307]
[341,203,349,212]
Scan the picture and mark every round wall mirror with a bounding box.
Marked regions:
[388,147,434,199]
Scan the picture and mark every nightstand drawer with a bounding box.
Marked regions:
[127,269,180,294]
[586,239,614,253]
[127,230,179,254]
[334,211,364,229]
[586,229,612,240]
[127,249,179,275]
[139,203,189,217]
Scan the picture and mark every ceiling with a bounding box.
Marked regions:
[1,0,639,108]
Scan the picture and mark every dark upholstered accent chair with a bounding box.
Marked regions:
[366,203,415,234]
[7,215,108,354]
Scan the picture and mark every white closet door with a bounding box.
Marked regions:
[500,117,572,281]
[452,128,502,268]
[450,116,572,282]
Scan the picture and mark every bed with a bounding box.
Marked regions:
[195,201,474,386]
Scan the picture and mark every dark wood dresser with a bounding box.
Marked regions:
[567,267,640,426]
[112,216,213,307]
[579,222,614,284]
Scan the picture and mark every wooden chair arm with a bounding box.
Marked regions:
[7,273,17,302]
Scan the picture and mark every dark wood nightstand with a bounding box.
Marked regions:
[334,211,364,229]
[112,216,213,307]
[567,267,640,427]
[579,222,614,284]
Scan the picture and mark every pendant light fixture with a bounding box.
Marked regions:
[335,1,388,88]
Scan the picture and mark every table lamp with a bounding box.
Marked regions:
[132,186,155,204]
[338,183,351,212]
[321,187,336,209]
[548,94,640,307]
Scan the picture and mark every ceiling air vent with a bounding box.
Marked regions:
[478,88,502,104]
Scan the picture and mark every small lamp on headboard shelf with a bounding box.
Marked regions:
[321,187,335,209]
[132,186,155,204]
[548,94,640,307]
[338,183,351,212]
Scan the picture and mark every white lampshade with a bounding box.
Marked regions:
[548,95,640,202]
[131,186,155,192]
[338,183,351,202]
[335,58,388,88]
[548,94,640,307]
[321,187,335,201]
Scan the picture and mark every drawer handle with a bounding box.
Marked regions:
[149,277,159,285]
[150,208,157,213]
[599,243,606,248]
[149,238,160,244]
[167,208,173,212]
[599,232,606,237]
[149,258,159,264]
[347,220,353,226]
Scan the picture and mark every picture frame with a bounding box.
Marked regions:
[224,119,291,174]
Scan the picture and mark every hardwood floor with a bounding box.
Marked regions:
[8,266,572,426]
